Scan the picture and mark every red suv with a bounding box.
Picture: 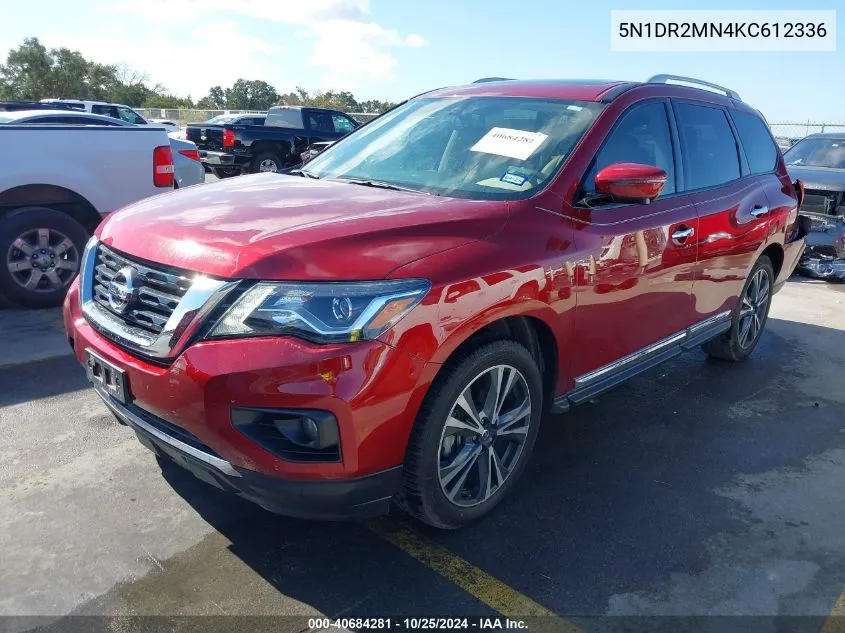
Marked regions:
[64,76,806,528]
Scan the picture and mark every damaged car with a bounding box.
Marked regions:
[784,133,845,280]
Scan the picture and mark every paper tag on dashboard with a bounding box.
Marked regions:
[470,127,549,161]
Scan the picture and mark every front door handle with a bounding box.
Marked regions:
[671,226,694,244]
[751,205,769,217]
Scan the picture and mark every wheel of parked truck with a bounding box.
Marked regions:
[0,206,89,309]
[398,340,543,529]
[253,152,284,173]
[702,255,774,362]
[211,167,238,179]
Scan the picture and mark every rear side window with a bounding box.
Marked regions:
[675,103,740,190]
[732,110,778,174]
[585,101,676,196]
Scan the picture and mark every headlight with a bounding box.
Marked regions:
[209,279,430,343]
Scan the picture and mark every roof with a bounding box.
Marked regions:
[420,77,745,106]
[423,80,632,102]
[805,132,845,139]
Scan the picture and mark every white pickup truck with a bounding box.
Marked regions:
[0,124,175,308]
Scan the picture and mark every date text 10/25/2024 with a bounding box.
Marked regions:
[307,618,529,630]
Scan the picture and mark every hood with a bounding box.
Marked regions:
[97,173,509,280]
[786,165,845,191]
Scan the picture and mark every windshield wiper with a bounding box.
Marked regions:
[289,168,320,179]
[331,177,433,195]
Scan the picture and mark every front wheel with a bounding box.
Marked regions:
[398,340,543,529]
[0,206,89,308]
[702,255,774,362]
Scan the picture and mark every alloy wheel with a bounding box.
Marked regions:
[738,268,770,349]
[6,228,79,293]
[437,365,532,507]
[259,159,278,172]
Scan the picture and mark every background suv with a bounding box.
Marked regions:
[64,75,806,528]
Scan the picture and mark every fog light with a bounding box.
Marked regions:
[300,417,319,442]
[231,407,341,462]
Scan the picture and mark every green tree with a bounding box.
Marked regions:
[0,37,55,100]
[225,79,278,110]
[144,93,193,108]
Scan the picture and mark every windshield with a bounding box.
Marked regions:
[784,137,845,169]
[304,97,604,200]
[205,114,235,124]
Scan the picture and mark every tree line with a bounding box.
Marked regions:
[0,38,396,113]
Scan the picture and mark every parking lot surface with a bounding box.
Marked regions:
[1,279,844,632]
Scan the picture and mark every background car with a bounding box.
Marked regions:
[784,133,845,279]
[0,110,203,189]
[40,99,179,132]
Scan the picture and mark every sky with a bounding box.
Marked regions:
[0,0,842,123]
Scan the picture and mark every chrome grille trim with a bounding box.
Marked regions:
[79,238,236,360]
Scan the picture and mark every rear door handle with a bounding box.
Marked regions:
[751,206,769,217]
[671,227,694,244]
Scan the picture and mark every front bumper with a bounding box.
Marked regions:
[97,389,401,519]
[63,281,426,518]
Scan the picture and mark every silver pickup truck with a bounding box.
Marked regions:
[0,124,175,307]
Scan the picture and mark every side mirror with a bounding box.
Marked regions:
[594,162,667,204]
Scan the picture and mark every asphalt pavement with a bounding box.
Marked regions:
[1,278,844,633]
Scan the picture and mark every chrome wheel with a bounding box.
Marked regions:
[6,228,79,293]
[259,159,279,172]
[738,267,770,349]
[437,365,532,508]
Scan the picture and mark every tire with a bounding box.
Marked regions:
[252,152,285,174]
[211,167,238,179]
[0,206,89,309]
[702,255,774,362]
[398,340,543,529]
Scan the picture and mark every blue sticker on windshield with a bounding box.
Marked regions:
[501,172,527,186]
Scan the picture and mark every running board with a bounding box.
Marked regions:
[551,311,731,413]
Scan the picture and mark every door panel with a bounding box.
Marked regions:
[568,197,698,379]
[690,178,772,320]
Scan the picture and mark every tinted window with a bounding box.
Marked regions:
[732,110,778,174]
[332,114,357,134]
[92,105,119,118]
[675,103,740,189]
[308,112,335,134]
[25,115,119,125]
[585,101,676,195]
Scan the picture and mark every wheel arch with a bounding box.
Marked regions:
[0,184,101,233]
[760,242,784,280]
[424,314,559,414]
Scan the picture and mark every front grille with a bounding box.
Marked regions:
[92,245,192,334]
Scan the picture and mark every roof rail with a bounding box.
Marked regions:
[473,77,515,84]
[646,74,741,101]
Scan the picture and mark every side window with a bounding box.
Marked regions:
[732,110,778,174]
[585,101,676,196]
[675,102,740,190]
[332,114,357,134]
[92,105,119,118]
[308,112,335,134]
[117,107,145,124]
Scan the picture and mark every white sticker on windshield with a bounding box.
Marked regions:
[470,127,549,161]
